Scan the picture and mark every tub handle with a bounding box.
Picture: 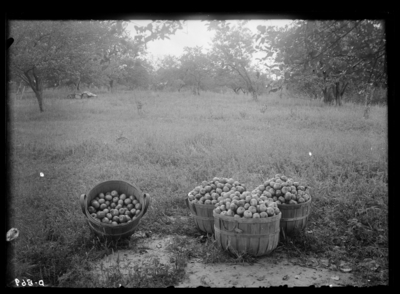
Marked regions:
[80,194,88,218]
[142,193,150,215]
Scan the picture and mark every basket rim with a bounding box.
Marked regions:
[187,193,218,207]
[213,211,281,223]
[277,195,312,208]
[89,180,144,194]
[187,193,311,208]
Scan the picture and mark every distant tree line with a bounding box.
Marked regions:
[254,20,387,106]
[8,20,183,111]
[7,19,387,112]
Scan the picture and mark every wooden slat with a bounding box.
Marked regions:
[278,197,312,236]
[245,222,251,254]
[237,222,247,253]
[213,212,280,256]
[268,217,278,253]
[189,202,215,234]
[250,221,260,256]
[258,222,269,255]
[220,217,228,250]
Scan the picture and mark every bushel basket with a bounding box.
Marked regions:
[278,195,312,238]
[213,211,281,257]
[185,197,215,234]
[80,180,150,240]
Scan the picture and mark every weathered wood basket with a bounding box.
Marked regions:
[185,197,215,234]
[213,211,281,257]
[278,196,312,238]
[80,180,150,240]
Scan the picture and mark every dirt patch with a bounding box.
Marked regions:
[177,258,358,287]
[89,234,361,287]
[90,233,176,284]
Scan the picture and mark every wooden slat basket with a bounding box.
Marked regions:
[185,197,215,234]
[80,180,150,240]
[213,211,281,257]
[278,195,312,238]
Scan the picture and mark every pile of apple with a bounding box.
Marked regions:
[187,174,311,219]
[213,189,281,218]
[87,190,142,225]
[187,177,247,205]
[251,174,311,205]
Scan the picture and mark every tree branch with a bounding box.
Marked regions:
[23,69,35,89]
[14,71,30,85]
[367,49,382,84]
[312,20,363,61]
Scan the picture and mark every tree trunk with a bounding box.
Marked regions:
[322,87,328,103]
[363,84,375,119]
[332,81,348,106]
[192,85,200,95]
[322,85,335,105]
[33,76,44,112]
[16,81,23,94]
[23,68,44,112]
[33,90,44,112]
[178,83,186,92]
[339,81,348,105]
[252,90,258,101]
[365,85,375,107]
[16,82,26,99]
[19,86,26,99]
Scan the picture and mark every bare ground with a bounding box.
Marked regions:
[89,233,362,287]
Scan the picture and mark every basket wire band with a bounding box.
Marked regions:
[281,212,310,222]
[193,215,214,221]
[214,226,279,237]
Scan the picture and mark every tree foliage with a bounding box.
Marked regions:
[180,46,212,95]
[208,21,260,100]
[9,21,102,111]
[254,20,386,104]
[8,20,184,111]
[151,55,183,91]
[133,21,183,47]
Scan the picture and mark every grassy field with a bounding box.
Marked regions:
[7,89,388,287]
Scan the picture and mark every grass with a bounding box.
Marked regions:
[7,89,388,287]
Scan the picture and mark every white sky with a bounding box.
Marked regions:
[127,20,292,64]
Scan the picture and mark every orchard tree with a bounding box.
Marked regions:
[8,21,101,111]
[8,21,133,109]
[119,57,151,90]
[207,20,260,100]
[207,52,242,93]
[96,20,184,92]
[79,21,143,92]
[78,20,184,91]
[254,20,386,105]
[152,54,182,91]
[180,46,212,95]
[8,20,184,112]
[133,21,183,47]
